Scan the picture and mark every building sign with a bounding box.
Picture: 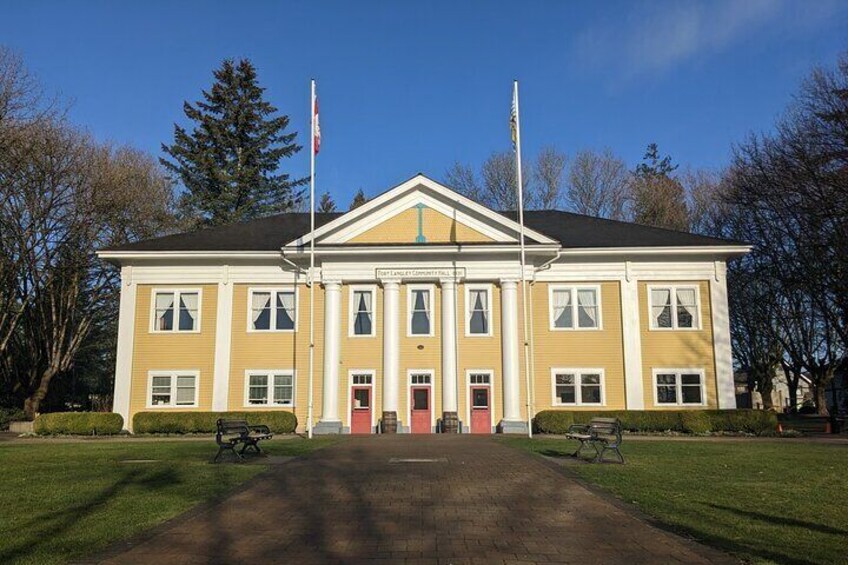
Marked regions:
[375,268,466,280]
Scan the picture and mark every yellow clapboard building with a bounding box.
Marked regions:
[99,175,749,433]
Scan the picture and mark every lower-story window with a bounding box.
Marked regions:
[245,371,295,406]
[551,369,604,406]
[654,369,705,406]
[148,371,198,407]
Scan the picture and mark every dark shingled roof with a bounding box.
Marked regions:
[102,210,743,253]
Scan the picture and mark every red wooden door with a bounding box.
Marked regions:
[410,387,431,434]
[350,387,372,434]
[470,386,491,434]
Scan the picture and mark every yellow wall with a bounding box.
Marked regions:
[349,207,494,244]
[129,284,218,423]
[338,284,384,430]
[398,283,443,429]
[456,283,504,429]
[530,281,626,411]
[639,281,718,408]
[228,284,323,430]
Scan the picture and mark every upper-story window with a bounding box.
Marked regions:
[249,289,296,331]
[408,285,434,336]
[649,285,700,330]
[153,289,200,332]
[466,285,491,336]
[549,286,601,330]
[350,286,376,337]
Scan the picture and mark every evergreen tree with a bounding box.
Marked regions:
[631,143,689,231]
[349,188,368,210]
[318,191,337,213]
[161,58,305,228]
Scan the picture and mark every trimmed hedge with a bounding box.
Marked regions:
[0,407,27,431]
[533,409,778,436]
[132,411,298,434]
[33,412,124,435]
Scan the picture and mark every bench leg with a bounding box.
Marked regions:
[597,445,625,464]
[571,439,590,458]
[214,444,243,463]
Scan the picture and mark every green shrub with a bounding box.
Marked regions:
[132,411,298,434]
[0,407,28,430]
[33,412,123,435]
[679,411,712,434]
[533,409,778,436]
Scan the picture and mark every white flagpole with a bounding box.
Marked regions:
[307,79,316,439]
[513,80,533,439]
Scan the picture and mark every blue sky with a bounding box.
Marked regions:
[1,0,845,207]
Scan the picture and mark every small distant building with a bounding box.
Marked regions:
[734,369,812,411]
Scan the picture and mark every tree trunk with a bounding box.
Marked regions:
[813,384,830,416]
[782,363,800,413]
[23,365,58,420]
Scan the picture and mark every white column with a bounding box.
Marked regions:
[711,262,736,409]
[113,266,136,431]
[317,279,342,429]
[500,279,523,426]
[212,267,233,412]
[440,278,458,414]
[382,279,400,418]
[620,273,645,409]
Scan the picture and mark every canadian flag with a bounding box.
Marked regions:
[313,96,321,155]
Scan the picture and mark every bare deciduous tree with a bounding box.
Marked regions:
[533,146,566,211]
[566,148,630,220]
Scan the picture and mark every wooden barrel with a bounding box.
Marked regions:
[442,412,459,433]
[381,411,398,434]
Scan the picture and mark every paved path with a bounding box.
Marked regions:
[92,435,734,564]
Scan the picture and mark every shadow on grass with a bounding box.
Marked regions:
[706,502,848,536]
[0,466,181,563]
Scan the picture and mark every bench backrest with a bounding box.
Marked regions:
[217,419,249,436]
[589,417,622,440]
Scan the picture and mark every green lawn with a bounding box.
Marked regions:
[500,437,848,565]
[0,437,338,565]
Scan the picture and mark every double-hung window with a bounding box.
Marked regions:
[552,369,604,406]
[466,285,491,336]
[148,371,198,407]
[549,286,601,330]
[350,286,376,337]
[654,370,705,406]
[153,290,200,332]
[408,285,434,336]
[246,371,295,406]
[249,289,296,331]
[649,285,700,329]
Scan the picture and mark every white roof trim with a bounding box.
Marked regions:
[286,174,557,247]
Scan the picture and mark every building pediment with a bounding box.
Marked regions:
[287,174,556,248]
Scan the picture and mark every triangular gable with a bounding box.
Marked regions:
[287,174,557,247]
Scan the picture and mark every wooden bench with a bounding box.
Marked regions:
[214,419,273,463]
[565,417,624,464]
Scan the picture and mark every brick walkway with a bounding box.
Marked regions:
[91,435,734,564]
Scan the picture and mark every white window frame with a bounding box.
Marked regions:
[465,369,495,432]
[406,369,436,430]
[149,288,202,334]
[243,370,296,407]
[246,287,298,333]
[407,284,435,337]
[146,370,199,408]
[647,284,702,331]
[464,283,493,337]
[652,368,707,406]
[547,284,603,331]
[347,369,377,429]
[348,285,377,337]
[550,368,606,406]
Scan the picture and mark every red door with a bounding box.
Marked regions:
[470,386,491,434]
[350,387,372,434]
[410,387,431,434]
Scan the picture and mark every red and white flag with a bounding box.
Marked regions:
[313,96,321,155]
